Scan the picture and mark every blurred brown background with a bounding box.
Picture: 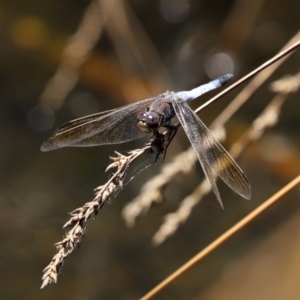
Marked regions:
[0,0,299,299]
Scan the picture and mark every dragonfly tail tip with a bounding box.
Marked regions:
[219,74,233,86]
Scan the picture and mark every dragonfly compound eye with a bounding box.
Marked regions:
[137,112,159,133]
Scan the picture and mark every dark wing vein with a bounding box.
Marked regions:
[54,109,118,134]
[41,97,155,151]
[172,96,251,205]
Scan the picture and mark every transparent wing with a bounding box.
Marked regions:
[172,96,251,206]
[53,109,118,135]
[41,97,156,151]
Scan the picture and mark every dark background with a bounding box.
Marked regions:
[0,0,299,299]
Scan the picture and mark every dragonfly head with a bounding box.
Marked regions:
[137,112,160,133]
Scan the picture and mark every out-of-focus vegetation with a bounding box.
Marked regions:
[0,0,299,299]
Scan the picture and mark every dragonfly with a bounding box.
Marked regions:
[41,74,251,207]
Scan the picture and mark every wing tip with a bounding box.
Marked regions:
[40,141,57,152]
[242,178,252,200]
[239,183,251,200]
[243,190,252,200]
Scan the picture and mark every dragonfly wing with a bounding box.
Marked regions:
[172,96,251,205]
[41,97,155,151]
[53,109,118,134]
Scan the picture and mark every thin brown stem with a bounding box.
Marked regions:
[140,175,300,300]
[196,33,300,114]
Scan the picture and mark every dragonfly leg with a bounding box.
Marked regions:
[147,131,166,163]
[161,123,179,161]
